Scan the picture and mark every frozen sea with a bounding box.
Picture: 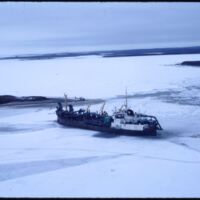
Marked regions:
[0,53,200,197]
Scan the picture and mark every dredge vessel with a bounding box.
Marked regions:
[56,93,162,136]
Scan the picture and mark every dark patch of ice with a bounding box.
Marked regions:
[0,123,55,135]
[169,140,200,154]
[0,154,129,182]
[190,134,200,138]
[113,86,200,106]
[0,157,98,181]
[93,132,120,138]
[139,154,200,164]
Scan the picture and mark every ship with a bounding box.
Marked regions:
[56,93,162,136]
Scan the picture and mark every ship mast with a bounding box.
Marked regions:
[125,87,128,110]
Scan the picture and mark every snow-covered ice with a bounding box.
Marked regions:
[1,54,200,98]
[0,54,200,197]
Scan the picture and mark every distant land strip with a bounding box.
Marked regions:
[178,61,200,67]
[0,95,103,108]
[1,46,200,61]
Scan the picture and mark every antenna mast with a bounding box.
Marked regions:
[87,104,91,112]
[64,93,68,110]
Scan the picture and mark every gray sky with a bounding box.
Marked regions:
[0,2,200,54]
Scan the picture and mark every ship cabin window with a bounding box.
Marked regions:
[115,114,124,119]
[90,113,99,119]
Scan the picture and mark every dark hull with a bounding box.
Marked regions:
[57,116,157,136]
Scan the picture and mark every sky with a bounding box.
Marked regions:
[0,2,200,55]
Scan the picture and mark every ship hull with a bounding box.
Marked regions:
[57,116,157,136]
